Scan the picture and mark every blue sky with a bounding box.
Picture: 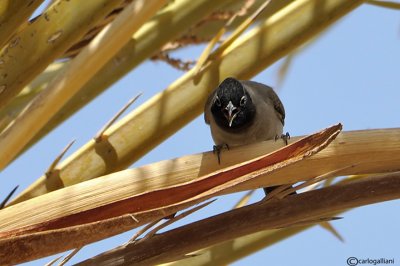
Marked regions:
[1,2,399,265]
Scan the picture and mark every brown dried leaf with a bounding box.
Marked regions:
[0,124,341,264]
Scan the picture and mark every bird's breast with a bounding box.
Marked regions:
[209,110,283,147]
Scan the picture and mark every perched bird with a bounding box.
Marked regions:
[204,77,289,195]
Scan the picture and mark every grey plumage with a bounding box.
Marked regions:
[204,78,285,148]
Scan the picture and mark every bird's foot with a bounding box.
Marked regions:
[213,144,229,164]
[263,186,279,196]
[275,132,290,145]
[164,213,176,220]
[262,185,297,199]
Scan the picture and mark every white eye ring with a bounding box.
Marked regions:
[240,96,246,106]
[214,96,221,107]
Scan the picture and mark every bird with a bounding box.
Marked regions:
[204,77,289,195]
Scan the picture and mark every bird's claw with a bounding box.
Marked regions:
[263,186,278,196]
[275,132,290,145]
[164,213,176,220]
[263,185,297,198]
[213,144,229,164]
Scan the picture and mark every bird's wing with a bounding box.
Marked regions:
[204,88,217,125]
[241,80,285,125]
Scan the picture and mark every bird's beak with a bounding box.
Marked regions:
[225,101,238,127]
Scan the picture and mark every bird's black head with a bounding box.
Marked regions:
[211,77,256,131]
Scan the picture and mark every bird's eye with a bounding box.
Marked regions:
[214,96,221,107]
[240,96,246,107]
